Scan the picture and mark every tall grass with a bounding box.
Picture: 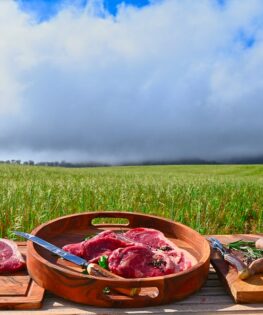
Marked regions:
[0,164,262,238]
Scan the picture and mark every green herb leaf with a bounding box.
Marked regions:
[227,239,263,261]
[228,240,256,249]
[98,255,108,269]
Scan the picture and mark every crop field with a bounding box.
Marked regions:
[0,164,262,239]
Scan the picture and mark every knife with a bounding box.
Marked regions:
[14,231,140,296]
[208,237,251,280]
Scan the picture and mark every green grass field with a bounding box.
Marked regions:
[0,164,262,239]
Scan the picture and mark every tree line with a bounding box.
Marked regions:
[0,160,110,168]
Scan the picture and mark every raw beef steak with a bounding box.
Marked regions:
[63,228,196,277]
[124,227,178,251]
[63,230,133,262]
[166,249,195,272]
[0,239,25,273]
[62,230,119,258]
[82,236,131,262]
[108,245,180,278]
[62,241,84,257]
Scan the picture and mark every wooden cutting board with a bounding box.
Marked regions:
[0,242,45,310]
[210,234,263,304]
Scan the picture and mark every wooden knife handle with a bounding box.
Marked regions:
[87,263,141,296]
[224,253,251,279]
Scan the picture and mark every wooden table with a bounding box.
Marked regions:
[1,266,263,314]
[1,235,263,314]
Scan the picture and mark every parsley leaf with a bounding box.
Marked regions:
[98,255,109,269]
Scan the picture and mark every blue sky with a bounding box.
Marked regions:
[1,0,263,163]
[18,0,150,20]
[17,0,227,21]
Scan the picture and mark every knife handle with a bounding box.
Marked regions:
[87,263,141,296]
[223,253,251,279]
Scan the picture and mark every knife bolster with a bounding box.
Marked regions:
[224,254,251,279]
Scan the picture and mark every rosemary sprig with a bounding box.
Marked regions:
[227,239,263,260]
[228,240,255,248]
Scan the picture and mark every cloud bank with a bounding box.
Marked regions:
[1,0,263,163]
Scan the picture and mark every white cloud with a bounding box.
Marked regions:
[0,0,263,162]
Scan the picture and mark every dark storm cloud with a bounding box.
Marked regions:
[1,0,263,163]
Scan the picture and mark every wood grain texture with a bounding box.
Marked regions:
[26,211,211,308]
[2,265,263,315]
[210,234,263,303]
[0,243,45,310]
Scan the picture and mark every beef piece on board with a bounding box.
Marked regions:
[0,239,25,273]
[108,245,181,278]
[124,227,178,251]
[122,228,196,274]
[82,236,132,262]
[62,228,196,272]
[63,230,133,262]
[62,242,84,257]
[62,230,119,258]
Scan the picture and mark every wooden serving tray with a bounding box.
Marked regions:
[210,234,263,303]
[26,211,210,308]
[0,242,45,310]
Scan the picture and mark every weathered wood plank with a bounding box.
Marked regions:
[2,297,263,315]
[205,282,225,287]
[1,234,262,314]
[198,287,228,296]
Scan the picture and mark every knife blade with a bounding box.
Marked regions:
[14,230,140,296]
[208,237,251,280]
[14,230,90,268]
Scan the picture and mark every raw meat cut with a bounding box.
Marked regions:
[123,227,197,271]
[62,230,119,258]
[62,227,196,277]
[108,245,181,278]
[89,230,118,240]
[82,236,131,262]
[62,241,84,257]
[0,239,25,273]
[124,227,178,251]
[166,249,195,272]
[63,230,133,263]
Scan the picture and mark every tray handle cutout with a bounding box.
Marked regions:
[88,211,157,228]
[91,217,129,227]
[88,212,134,227]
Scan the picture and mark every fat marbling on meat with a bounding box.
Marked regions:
[0,239,25,273]
[62,227,196,277]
